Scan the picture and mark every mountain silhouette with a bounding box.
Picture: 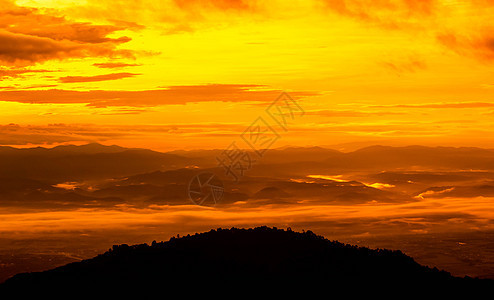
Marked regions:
[253,186,291,199]
[4,143,494,183]
[0,143,196,181]
[1,227,492,295]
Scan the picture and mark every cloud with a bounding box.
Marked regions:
[304,109,405,117]
[320,0,494,61]
[108,19,146,31]
[0,30,80,64]
[0,123,127,145]
[0,68,52,79]
[0,84,317,107]
[172,0,257,11]
[0,30,133,65]
[97,108,154,115]
[0,0,133,65]
[380,56,427,75]
[93,62,141,69]
[0,122,247,146]
[0,1,130,44]
[437,31,494,62]
[73,0,265,37]
[368,102,494,109]
[0,84,58,90]
[59,73,140,83]
[320,0,436,29]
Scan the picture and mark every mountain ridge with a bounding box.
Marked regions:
[2,226,492,293]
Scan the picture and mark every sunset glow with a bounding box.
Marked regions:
[2,0,494,287]
[1,0,494,150]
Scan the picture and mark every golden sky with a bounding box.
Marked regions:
[1,0,494,150]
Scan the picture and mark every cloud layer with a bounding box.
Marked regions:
[321,0,494,61]
[0,84,316,106]
[0,0,133,65]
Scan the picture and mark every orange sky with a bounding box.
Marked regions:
[1,0,494,151]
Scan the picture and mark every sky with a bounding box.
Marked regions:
[1,0,494,151]
[3,0,494,281]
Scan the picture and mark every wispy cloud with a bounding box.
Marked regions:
[367,102,494,109]
[0,84,317,107]
[93,62,141,69]
[0,122,246,145]
[304,109,405,117]
[319,0,436,29]
[59,72,140,83]
[0,68,52,79]
[320,0,494,61]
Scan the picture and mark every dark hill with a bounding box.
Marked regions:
[0,145,190,181]
[1,227,492,295]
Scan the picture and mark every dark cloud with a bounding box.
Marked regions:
[0,0,133,65]
[0,0,130,44]
[437,32,494,62]
[0,30,81,64]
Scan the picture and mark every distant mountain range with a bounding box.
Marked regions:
[3,143,494,175]
[3,143,494,182]
[0,143,198,182]
[2,143,494,208]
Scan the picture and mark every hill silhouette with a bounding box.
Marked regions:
[1,227,492,295]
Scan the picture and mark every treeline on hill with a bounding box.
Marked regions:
[2,227,493,294]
